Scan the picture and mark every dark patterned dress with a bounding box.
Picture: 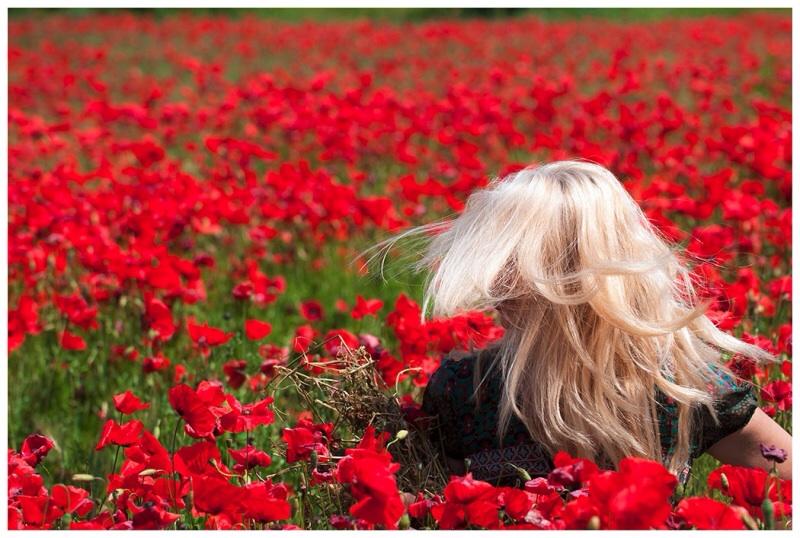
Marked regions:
[421,345,759,486]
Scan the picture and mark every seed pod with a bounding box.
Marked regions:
[586,516,601,530]
[740,511,759,531]
[398,513,411,530]
[762,498,775,530]
[507,462,531,481]
[720,472,729,490]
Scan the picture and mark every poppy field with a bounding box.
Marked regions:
[7,9,793,530]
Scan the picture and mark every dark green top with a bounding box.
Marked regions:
[421,345,759,486]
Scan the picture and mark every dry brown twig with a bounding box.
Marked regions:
[272,336,450,494]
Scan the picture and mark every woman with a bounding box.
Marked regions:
[365,160,791,486]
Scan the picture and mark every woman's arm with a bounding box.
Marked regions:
[706,408,792,480]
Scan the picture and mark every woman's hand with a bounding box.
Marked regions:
[707,408,791,480]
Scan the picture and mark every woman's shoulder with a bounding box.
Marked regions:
[657,361,759,462]
[694,362,759,455]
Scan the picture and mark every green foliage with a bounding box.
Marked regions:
[9,7,789,23]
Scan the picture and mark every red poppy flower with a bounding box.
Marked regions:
[336,425,403,529]
[130,501,180,530]
[218,395,275,433]
[674,497,745,529]
[167,384,220,439]
[292,324,316,353]
[174,440,230,479]
[60,330,86,351]
[259,344,289,377]
[708,464,791,520]
[323,328,359,358]
[127,138,165,167]
[585,457,677,529]
[498,487,536,521]
[761,380,792,411]
[191,475,246,515]
[431,473,501,529]
[548,451,600,489]
[222,359,247,389]
[299,300,324,321]
[350,295,383,319]
[228,445,272,470]
[282,419,333,463]
[240,481,292,522]
[124,429,172,475]
[50,484,94,518]
[55,293,99,330]
[232,281,254,300]
[19,434,55,466]
[142,353,171,373]
[112,390,150,414]
[95,419,143,451]
[144,295,176,342]
[186,317,233,356]
[245,319,272,340]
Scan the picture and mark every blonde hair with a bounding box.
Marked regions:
[360,160,776,474]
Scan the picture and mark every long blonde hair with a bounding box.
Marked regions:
[360,160,776,474]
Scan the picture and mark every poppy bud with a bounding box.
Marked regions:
[395,429,408,440]
[398,513,411,530]
[71,473,96,482]
[762,498,775,530]
[720,472,729,490]
[507,462,531,481]
[586,516,601,530]
[739,509,759,530]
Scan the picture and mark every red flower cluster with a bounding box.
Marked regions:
[708,464,792,521]
[386,294,505,385]
[335,426,405,529]
[9,435,94,529]
[282,418,334,463]
[79,388,290,529]
[167,381,274,439]
[418,451,791,530]
[7,9,791,531]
